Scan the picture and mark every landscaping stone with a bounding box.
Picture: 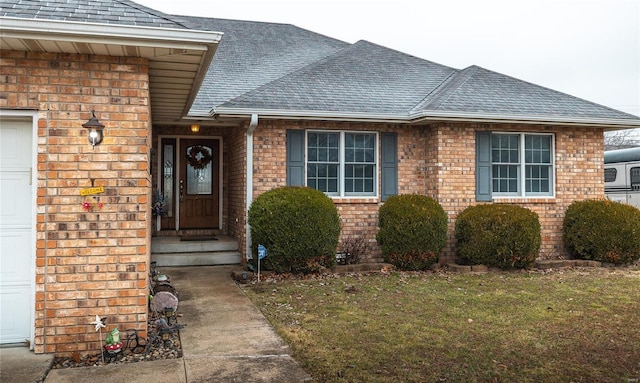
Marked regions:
[535,259,609,269]
[574,260,603,267]
[51,311,183,369]
[471,264,489,272]
[231,269,257,283]
[535,260,570,269]
[447,263,472,273]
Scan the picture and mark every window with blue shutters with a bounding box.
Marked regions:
[307,131,377,197]
[287,130,397,199]
[476,131,555,200]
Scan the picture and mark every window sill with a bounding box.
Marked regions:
[492,196,556,204]
[331,197,380,204]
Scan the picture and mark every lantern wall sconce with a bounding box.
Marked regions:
[82,110,105,147]
[190,124,200,133]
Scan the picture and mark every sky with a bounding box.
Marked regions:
[136,0,640,129]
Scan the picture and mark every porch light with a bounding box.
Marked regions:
[190,124,200,133]
[82,110,105,147]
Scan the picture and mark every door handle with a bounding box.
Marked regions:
[179,180,184,202]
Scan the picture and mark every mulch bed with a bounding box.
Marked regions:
[51,310,183,369]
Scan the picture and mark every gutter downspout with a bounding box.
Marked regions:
[245,114,258,262]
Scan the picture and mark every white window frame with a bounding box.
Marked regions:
[491,132,555,198]
[305,130,378,198]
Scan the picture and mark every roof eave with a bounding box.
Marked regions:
[410,110,640,129]
[212,107,411,124]
[0,17,223,46]
[211,107,640,128]
[1,17,223,124]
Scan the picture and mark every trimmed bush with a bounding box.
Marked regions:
[563,200,640,264]
[248,186,341,273]
[455,204,541,269]
[376,195,447,270]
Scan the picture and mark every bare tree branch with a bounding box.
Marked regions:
[605,129,640,150]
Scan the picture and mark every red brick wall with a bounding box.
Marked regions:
[1,50,151,355]
[252,121,399,263]
[250,120,605,265]
[431,123,605,262]
[226,123,247,260]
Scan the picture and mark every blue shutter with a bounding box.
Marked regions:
[286,130,304,186]
[476,131,492,201]
[381,132,398,201]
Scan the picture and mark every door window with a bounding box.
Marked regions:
[185,145,213,195]
[162,142,174,217]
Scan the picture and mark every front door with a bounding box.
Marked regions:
[180,139,220,228]
[0,117,33,344]
[159,138,220,230]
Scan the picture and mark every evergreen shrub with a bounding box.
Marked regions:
[563,199,640,264]
[376,195,447,270]
[248,186,341,273]
[455,204,541,269]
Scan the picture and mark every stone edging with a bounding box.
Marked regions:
[232,259,636,280]
[447,259,622,273]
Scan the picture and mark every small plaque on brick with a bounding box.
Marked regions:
[80,186,105,196]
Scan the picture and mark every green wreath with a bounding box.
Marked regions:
[186,145,213,169]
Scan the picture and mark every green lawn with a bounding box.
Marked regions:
[243,267,640,383]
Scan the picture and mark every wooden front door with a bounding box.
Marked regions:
[179,139,220,229]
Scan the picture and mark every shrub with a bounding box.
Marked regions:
[376,195,447,270]
[248,186,341,273]
[336,230,368,265]
[455,204,541,269]
[563,200,640,264]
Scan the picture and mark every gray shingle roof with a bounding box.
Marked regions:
[219,40,457,115]
[413,65,636,121]
[0,0,187,29]
[2,1,637,124]
[183,16,637,123]
[172,16,350,113]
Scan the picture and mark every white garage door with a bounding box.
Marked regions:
[0,117,34,344]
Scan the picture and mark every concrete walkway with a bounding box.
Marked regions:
[1,266,311,383]
[0,347,53,383]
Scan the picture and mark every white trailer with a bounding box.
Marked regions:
[604,147,640,208]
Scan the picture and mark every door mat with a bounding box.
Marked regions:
[180,235,217,241]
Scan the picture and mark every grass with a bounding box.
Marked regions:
[243,267,640,383]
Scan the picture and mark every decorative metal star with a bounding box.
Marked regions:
[90,315,106,332]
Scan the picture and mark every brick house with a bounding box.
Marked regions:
[1,0,638,356]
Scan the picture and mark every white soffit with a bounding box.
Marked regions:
[0,17,223,124]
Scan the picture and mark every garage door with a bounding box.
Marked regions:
[0,117,34,344]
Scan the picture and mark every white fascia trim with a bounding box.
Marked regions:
[213,108,411,124]
[0,17,223,50]
[213,107,640,128]
[187,109,215,118]
[409,111,640,128]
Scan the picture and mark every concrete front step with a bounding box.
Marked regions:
[152,235,238,254]
[151,235,241,266]
[152,251,241,266]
